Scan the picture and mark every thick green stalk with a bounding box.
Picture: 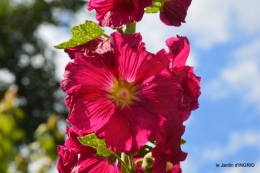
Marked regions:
[121,152,137,173]
[121,153,131,173]
[125,22,136,34]
[110,152,131,173]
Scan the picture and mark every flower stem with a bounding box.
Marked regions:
[121,152,132,173]
[103,33,110,39]
[135,159,143,167]
[125,22,136,34]
[111,152,131,173]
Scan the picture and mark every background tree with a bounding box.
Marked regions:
[0,0,85,172]
[0,0,85,141]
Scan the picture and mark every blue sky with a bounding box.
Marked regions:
[37,0,260,172]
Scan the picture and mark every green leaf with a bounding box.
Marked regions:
[54,21,104,49]
[145,2,162,13]
[78,133,111,157]
[181,139,186,145]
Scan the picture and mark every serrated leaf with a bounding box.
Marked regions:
[54,21,104,49]
[181,139,186,145]
[145,2,162,13]
[78,133,111,157]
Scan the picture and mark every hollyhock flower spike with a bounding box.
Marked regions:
[88,0,152,28]
[152,113,187,173]
[160,0,192,26]
[61,32,183,152]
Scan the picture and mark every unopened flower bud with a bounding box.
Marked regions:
[166,162,173,172]
[142,152,154,173]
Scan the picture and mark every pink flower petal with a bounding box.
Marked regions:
[67,97,115,134]
[57,145,78,173]
[88,0,152,28]
[111,32,170,84]
[61,53,116,94]
[103,106,162,152]
[78,153,120,173]
[139,69,182,114]
[166,36,190,67]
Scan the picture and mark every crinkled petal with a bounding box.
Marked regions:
[57,145,78,173]
[160,0,192,26]
[173,66,201,121]
[64,38,103,59]
[166,36,190,67]
[88,0,151,28]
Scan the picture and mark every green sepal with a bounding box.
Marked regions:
[181,139,186,145]
[54,21,104,49]
[78,133,111,157]
[145,2,163,13]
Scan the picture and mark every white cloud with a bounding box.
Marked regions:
[183,0,231,49]
[204,38,260,110]
[230,0,260,34]
[182,156,199,173]
[203,129,260,160]
[186,50,198,67]
[36,24,71,80]
[137,14,198,68]
[181,0,260,49]
[203,79,229,100]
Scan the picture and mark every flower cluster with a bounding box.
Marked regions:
[56,0,200,172]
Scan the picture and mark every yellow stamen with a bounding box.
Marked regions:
[108,79,138,107]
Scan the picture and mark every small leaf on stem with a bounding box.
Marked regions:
[54,21,104,49]
[145,2,163,13]
[78,133,111,157]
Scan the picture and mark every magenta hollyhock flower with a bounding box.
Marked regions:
[152,114,187,173]
[64,38,103,59]
[166,36,201,121]
[87,0,152,28]
[160,0,192,26]
[61,32,182,152]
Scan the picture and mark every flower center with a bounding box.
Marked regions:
[108,79,138,107]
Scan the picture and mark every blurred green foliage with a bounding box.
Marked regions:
[0,0,85,142]
[0,90,26,172]
[0,90,65,172]
[0,0,86,172]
